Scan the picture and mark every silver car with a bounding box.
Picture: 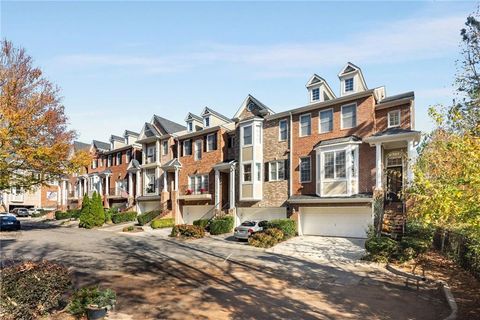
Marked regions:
[234,220,268,240]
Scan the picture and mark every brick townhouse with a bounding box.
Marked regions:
[74,62,419,238]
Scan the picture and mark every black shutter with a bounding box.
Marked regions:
[213,133,218,150]
[284,159,289,179]
[265,162,269,182]
[180,141,183,157]
[204,136,207,152]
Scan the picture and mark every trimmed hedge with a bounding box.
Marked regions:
[193,218,210,229]
[151,218,175,229]
[55,211,71,220]
[248,228,284,248]
[137,210,161,226]
[266,219,296,240]
[170,224,205,238]
[209,216,234,235]
[111,211,137,224]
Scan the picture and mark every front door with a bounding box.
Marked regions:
[386,166,403,202]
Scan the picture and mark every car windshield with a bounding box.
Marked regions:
[240,221,256,227]
[1,216,15,221]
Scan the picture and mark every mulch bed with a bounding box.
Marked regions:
[394,250,480,320]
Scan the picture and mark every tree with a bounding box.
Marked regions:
[79,192,104,229]
[0,40,76,192]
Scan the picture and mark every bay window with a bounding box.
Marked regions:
[243,126,252,145]
[243,164,252,182]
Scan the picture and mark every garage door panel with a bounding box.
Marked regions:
[301,207,372,238]
[183,205,215,225]
[237,207,286,223]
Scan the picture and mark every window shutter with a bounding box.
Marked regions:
[284,159,289,179]
[180,141,183,157]
[265,162,269,182]
[213,134,218,150]
[204,136,207,152]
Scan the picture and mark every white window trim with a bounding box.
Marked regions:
[322,150,347,182]
[187,121,193,132]
[256,162,262,182]
[204,116,210,128]
[242,125,253,146]
[388,110,401,128]
[318,108,334,134]
[269,160,285,181]
[299,113,312,137]
[194,139,202,161]
[242,162,253,183]
[340,103,357,130]
[299,156,312,183]
[206,133,215,152]
[311,87,320,102]
[162,140,168,156]
[183,139,192,156]
[279,119,288,141]
[345,77,354,92]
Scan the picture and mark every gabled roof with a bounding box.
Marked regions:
[124,130,139,136]
[233,94,274,119]
[305,74,337,99]
[184,112,203,122]
[73,141,90,151]
[338,62,368,90]
[92,140,110,151]
[110,135,124,142]
[201,107,231,123]
[153,115,186,134]
[139,122,161,139]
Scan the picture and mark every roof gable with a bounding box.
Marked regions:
[138,122,160,140]
[184,112,203,122]
[153,115,186,134]
[201,107,231,123]
[92,140,110,151]
[338,62,361,76]
[233,94,274,120]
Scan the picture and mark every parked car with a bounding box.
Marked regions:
[11,208,29,217]
[28,208,44,216]
[0,214,21,231]
[234,220,268,240]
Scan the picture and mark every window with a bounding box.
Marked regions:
[204,116,210,127]
[243,125,252,145]
[188,174,209,194]
[107,155,112,167]
[269,161,285,181]
[312,88,320,101]
[126,150,131,163]
[194,139,202,160]
[300,114,311,137]
[243,164,252,182]
[228,136,235,148]
[256,163,261,181]
[351,149,357,177]
[146,145,156,163]
[324,150,346,179]
[345,78,354,92]
[319,109,333,133]
[300,157,311,183]
[145,169,156,194]
[187,121,193,132]
[162,140,168,156]
[279,120,288,141]
[183,140,192,156]
[341,104,357,129]
[388,110,401,128]
[92,159,97,169]
[255,124,262,144]
[206,133,216,151]
[116,152,122,165]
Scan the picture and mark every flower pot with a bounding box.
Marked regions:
[86,306,107,320]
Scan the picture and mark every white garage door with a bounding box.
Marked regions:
[301,206,372,238]
[182,205,215,225]
[137,201,159,214]
[236,207,287,224]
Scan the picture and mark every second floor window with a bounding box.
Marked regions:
[194,139,202,160]
[269,161,285,181]
[388,110,401,128]
[162,140,168,156]
[206,134,216,151]
[300,114,311,137]
[319,109,333,133]
[312,88,320,101]
[107,155,112,167]
[279,119,288,141]
[116,152,122,165]
[92,159,97,169]
[183,140,192,156]
[126,150,131,163]
[324,150,346,179]
[147,145,156,163]
[341,104,357,129]
[243,125,252,145]
[300,157,311,183]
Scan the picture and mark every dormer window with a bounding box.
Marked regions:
[345,78,354,92]
[204,116,210,128]
[187,121,193,132]
[311,88,320,101]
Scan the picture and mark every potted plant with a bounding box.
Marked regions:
[186,189,192,195]
[68,286,116,320]
[200,188,207,194]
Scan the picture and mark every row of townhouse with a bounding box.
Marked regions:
[69,62,420,238]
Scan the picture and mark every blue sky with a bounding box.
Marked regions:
[1,1,475,142]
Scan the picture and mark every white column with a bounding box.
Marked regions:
[229,166,235,209]
[174,168,179,191]
[83,178,87,196]
[78,180,82,197]
[163,171,167,192]
[346,145,352,196]
[57,184,61,206]
[375,143,382,189]
[156,140,160,164]
[128,172,133,197]
[214,169,220,209]
[407,139,415,184]
[142,144,146,164]
[62,180,67,206]
[105,175,110,196]
[136,170,141,197]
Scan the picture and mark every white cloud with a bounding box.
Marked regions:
[54,14,465,77]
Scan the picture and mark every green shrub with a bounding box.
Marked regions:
[264,228,284,242]
[193,218,210,229]
[122,226,135,232]
[396,236,431,262]
[266,219,296,240]
[209,215,234,235]
[248,231,279,248]
[31,209,47,217]
[0,261,72,320]
[67,209,81,219]
[137,210,161,226]
[55,211,71,220]
[79,192,105,229]
[151,218,175,229]
[364,235,398,262]
[111,211,137,224]
[104,207,118,223]
[68,286,116,317]
[170,224,205,238]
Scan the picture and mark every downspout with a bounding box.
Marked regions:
[289,112,293,197]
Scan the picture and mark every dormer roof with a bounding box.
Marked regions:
[110,135,124,142]
[184,112,203,123]
[201,107,231,123]
[124,130,139,137]
[305,74,337,100]
[338,62,368,90]
[233,94,274,120]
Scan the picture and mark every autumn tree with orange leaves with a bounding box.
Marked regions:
[0,40,88,193]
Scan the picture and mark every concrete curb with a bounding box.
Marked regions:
[386,264,457,320]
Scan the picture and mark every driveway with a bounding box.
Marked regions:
[0,220,449,319]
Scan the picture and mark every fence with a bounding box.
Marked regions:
[433,228,480,280]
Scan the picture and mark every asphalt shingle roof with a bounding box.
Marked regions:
[92,140,110,151]
[154,115,186,134]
